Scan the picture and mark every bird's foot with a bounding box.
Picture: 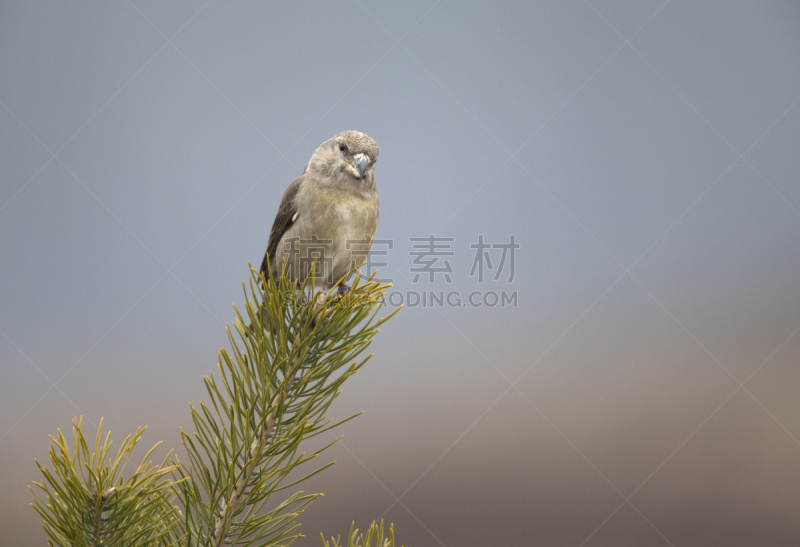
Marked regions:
[337,283,352,296]
[307,293,332,329]
[294,280,309,305]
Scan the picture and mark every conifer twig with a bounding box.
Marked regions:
[211,295,327,546]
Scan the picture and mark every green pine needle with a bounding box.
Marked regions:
[31,265,401,547]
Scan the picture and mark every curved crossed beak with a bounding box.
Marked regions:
[354,154,368,179]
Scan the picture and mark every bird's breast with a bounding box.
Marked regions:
[303,185,378,242]
[285,185,378,286]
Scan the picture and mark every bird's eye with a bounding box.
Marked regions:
[339,143,347,152]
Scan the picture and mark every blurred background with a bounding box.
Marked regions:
[2,1,800,545]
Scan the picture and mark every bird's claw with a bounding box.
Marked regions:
[294,280,309,305]
[337,283,352,296]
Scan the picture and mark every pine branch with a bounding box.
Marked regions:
[173,266,399,546]
[30,265,401,547]
[321,520,401,547]
[29,417,182,547]
[211,296,325,546]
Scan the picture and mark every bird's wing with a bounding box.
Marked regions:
[261,175,303,276]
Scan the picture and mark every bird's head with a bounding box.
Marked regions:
[305,130,380,189]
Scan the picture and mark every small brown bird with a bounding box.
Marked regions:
[260,130,380,295]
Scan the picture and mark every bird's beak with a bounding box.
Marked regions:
[354,154,368,179]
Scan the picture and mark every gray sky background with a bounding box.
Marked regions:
[2,1,800,546]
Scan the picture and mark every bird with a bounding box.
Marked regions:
[260,130,380,297]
